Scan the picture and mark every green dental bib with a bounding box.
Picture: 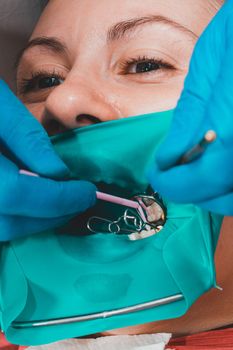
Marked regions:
[0,111,223,346]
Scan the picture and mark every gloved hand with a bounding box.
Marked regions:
[148,0,233,216]
[0,80,96,241]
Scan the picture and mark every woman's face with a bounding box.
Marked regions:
[16,0,221,135]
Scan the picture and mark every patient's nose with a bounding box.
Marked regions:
[43,79,122,134]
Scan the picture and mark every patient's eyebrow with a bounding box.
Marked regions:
[107,15,197,42]
[16,16,196,69]
[15,36,68,69]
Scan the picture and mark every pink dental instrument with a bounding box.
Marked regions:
[19,169,147,222]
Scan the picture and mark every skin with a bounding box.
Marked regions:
[16,0,230,337]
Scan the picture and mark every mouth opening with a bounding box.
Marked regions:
[57,185,166,241]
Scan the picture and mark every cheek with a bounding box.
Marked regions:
[24,102,45,124]
[115,77,185,117]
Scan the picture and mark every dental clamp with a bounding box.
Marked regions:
[87,191,166,240]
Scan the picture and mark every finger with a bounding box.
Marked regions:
[0,80,69,178]
[156,2,229,170]
[0,155,97,217]
[149,142,233,203]
[204,10,233,146]
[0,213,73,242]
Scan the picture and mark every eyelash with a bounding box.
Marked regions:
[119,55,176,74]
[18,68,65,95]
[17,56,175,95]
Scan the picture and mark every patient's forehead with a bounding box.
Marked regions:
[31,0,222,41]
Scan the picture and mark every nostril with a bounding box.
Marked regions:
[76,114,102,127]
[43,115,102,136]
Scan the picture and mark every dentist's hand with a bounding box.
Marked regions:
[149,0,233,215]
[0,80,96,241]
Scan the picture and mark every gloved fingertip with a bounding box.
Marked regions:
[30,153,71,179]
[71,181,97,212]
[43,161,71,179]
[0,79,10,92]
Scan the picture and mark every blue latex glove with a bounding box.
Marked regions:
[149,0,233,216]
[0,80,97,241]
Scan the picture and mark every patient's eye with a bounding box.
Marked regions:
[134,61,161,73]
[37,76,62,89]
[119,55,175,75]
[18,70,64,95]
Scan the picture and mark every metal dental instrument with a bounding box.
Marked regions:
[96,191,147,223]
[178,130,217,165]
[88,191,166,239]
[11,293,184,328]
[18,170,166,239]
[18,171,149,224]
[87,209,146,235]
